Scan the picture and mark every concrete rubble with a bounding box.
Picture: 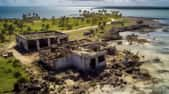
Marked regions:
[13,30,153,94]
[14,46,152,94]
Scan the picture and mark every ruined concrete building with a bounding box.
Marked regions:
[39,39,107,72]
[16,31,68,52]
[16,31,106,72]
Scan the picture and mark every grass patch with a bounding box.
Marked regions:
[0,57,28,94]
[67,19,133,41]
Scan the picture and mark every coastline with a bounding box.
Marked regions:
[105,21,169,94]
[95,6,169,10]
[0,8,169,94]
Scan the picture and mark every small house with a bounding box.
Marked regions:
[16,31,68,52]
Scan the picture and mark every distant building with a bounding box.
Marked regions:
[39,39,106,73]
[16,31,68,52]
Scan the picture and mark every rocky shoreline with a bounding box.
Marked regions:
[13,17,169,94]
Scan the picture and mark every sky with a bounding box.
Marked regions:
[0,0,169,6]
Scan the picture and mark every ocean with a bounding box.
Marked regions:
[0,6,91,19]
[1,6,169,19]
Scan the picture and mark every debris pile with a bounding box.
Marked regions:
[1,51,13,58]
[126,34,150,44]
[14,78,49,94]
[14,48,151,94]
[102,31,122,41]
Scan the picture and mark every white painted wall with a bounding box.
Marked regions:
[53,55,72,70]
[44,51,107,72]
[71,53,90,71]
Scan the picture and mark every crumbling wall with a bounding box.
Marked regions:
[50,38,58,45]
[39,40,107,72]
[70,51,106,72]
[53,54,73,70]
[71,53,90,71]
[51,52,106,72]
[16,36,29,51]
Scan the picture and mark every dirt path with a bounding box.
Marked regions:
[8,42,41,75]
[62,21,112,33]
[5,41,39,65]
[11,49,39,64]
[62,25,98,33]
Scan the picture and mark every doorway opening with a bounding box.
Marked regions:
[90,58,96,69]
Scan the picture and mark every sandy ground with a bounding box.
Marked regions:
[62,25,98,33]
[11,50,39,64]
[5,41,39,65]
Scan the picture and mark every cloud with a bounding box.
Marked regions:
[0,0,169,6]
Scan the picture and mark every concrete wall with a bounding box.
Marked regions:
[50,51,106,72]
[16,36,29,51]
[16,34,68,52]
[71,53,90,71]
[53,55,73,70]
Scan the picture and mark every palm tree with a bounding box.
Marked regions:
[17,21,24,31]
[45,24,50,31]
[22,14,27,20]
[79,9,82,15]
[58,16,66,27]
[33,12,36,17]
[7,24,15,35]
[102,21,106,26]
[41,24,45,31]
[0,33,5,42]
[89,29,95,37]
[103,9,107,14]
[98,22,102,27]
[41,24,50,31]
[3,23,8,30]
[51,16,55,25]
[98,10,102,14]
[27,26,32,31]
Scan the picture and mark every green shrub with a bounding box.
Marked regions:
[14,71,21,78]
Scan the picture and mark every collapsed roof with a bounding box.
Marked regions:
[17,31,68,40]
[39,39,107,61]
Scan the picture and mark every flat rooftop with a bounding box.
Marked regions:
[18,31,67,40]
[76,42,106,52]
[39,39,106,61]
